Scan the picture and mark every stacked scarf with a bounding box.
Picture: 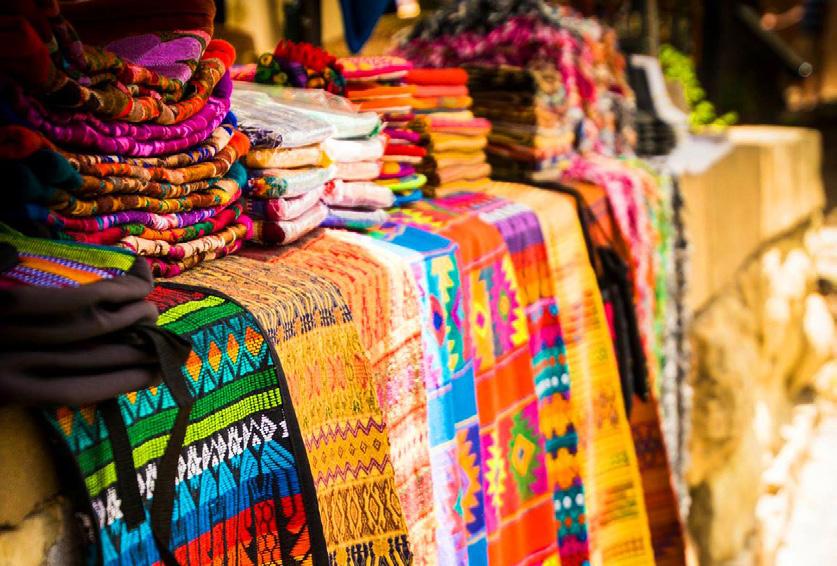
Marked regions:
[341,55,428,207]
[405,69,493,196]
[234,91,335,245]
[0,1,253,277]
[396,0,636,182]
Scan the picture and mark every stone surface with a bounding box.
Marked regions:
[0,497,81,566]
[687,221,831,565]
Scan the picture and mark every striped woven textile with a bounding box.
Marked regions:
[46,283,326,565]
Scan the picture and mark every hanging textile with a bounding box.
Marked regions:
[171,256,413,565]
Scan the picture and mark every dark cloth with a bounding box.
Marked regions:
[803,0,829,36]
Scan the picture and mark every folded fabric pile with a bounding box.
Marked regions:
[396,0,636,183]
[0,1,253,277]
[404,68,492,196]
[321,135,394,230]
[231,88,337,245]
[341,56,428,207]
[0,224,189,405]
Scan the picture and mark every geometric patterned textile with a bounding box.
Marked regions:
[388,200,559,565]
[243,230,437,566]
[171,256,413,565]
[45,283,326,565]
[432,190,592,566]
[483,182,657,566]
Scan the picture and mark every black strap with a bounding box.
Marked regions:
[102,324,193,564]
[100,398,145,529]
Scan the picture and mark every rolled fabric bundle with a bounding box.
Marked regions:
[245,144,324,169]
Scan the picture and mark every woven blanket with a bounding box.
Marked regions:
[482,182,656,565]
[375,174,428,193]
[66,129,249,188]
[147,235,244,278]
[565,176,687,564]
[339,56,412,81]
[388,202,559,565]
[61,121,230,166]
[63,201,244,246]
[172,256,413,564]
[323,136,386,163]
[369,223,473,565]
[431,191,592,565]
[46,162,244,217]
[45,283,326,564]
[247,230,438,565]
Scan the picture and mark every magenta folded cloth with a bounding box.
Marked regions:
[28,202,230,233]
[384,127,421,144]
[13,73,233,156]
[251,202,328,245]
[244,185,325,221]
[321,180,395,209]
[376,162,416,179]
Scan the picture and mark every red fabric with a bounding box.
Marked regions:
[0,125,56,159]
[203,39,236,69]
[0,16,53,87]
[60,0,215,45]
[405,68,468,86]
[384,144,427,158]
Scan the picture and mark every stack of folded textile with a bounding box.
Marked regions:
[232,88,336,245]
[404,68,492,196]
[0,1,253,277]
[341,56,428,207]
[0,224,189,405]
[321,135,394,230]
[397,0,637,182]
[466,65,576,182]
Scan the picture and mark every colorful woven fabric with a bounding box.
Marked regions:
[245,186,325,222]
[146,231,245,277]
[483,182,657,565]
[431,191,592,564]
[388,202,559,565]
[62,201,244,246]
[412,85,470,98]
[45,161,244,217]
[322,180,395,209]
[172,256,413,564]
[250,231,438,565]
[246,166,335,199]
[378,162,417,180]
[45,283,327,564]
[322,208,389,230]
[429,134,488,153]
[250,203,327,245]
[119,217,251,260]
[369,223,473,565]
[253,40,345,94]
[63,123,237,173]
[0,223,135,287]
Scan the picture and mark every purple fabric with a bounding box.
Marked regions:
[106,32,210,84]
[385,127,421,144]
[27,203,227,232]
[16,73,233,156]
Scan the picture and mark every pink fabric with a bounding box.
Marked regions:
[321,179,395,209]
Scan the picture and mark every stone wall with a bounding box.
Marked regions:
[686,219,835,565]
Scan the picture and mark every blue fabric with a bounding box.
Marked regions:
[338,0,393,53]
